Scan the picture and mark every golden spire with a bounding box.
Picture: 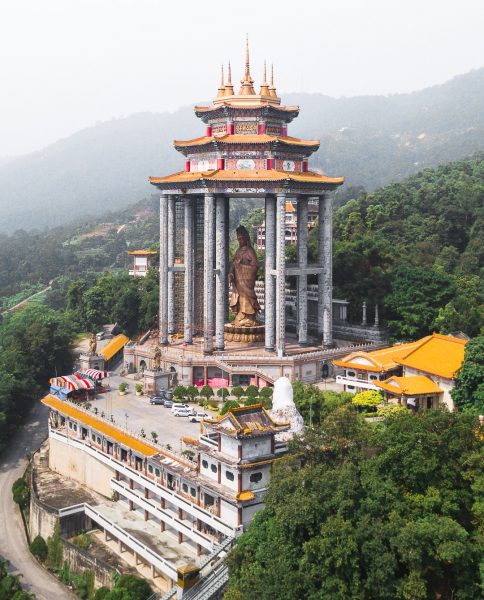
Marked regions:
[259,60,270,96]
[224,60,235,96]
[269,63,278,98]
[238,35,256,95]
[217,64,226,98]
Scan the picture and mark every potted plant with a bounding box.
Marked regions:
[135,383,143,396]
[118,383,128,396]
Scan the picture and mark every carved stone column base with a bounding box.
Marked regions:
[224,323,264,343]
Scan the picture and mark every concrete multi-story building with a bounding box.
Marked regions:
[39,393,290,595]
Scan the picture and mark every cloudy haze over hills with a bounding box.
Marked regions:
[0,68,483,232]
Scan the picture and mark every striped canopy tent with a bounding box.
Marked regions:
[77,369,108,380]
[49,374,95,391]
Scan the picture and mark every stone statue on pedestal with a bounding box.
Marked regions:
[228,225,261,326]
[153,346,162,371]
[89,333,97,356]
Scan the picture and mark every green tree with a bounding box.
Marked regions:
[226,409,482,600]
[29,535,48,561]
[103,574,152,600]
[351,389,383,410]
[47,521,63,570]
[185,385,198,402]
[231,386,245,400]
[220,400,240,415]
[173,385,187,400]
[200,385,214,400]
[245,385,259,398]
[451,335,484,413]
[217,388,230,400]
[11,478,29,510]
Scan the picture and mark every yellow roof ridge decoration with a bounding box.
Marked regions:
[395,333,467,379]
[127,249,158,255]
[375,375,443,396]
[149,169,344,186]
[174,134,320,147]
[99,334,129,361]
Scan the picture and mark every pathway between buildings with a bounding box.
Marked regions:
[0,401,77,599]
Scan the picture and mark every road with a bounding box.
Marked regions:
[0,401,77,599]
[1,281,53,317]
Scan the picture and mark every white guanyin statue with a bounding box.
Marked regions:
[270,376,304,441]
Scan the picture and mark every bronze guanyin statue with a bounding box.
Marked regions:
[225,225,264,342]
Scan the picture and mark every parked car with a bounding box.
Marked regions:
[163,400,174,408]
[173,407,193,417]
[171,403,189,413]
[149,396,165,405]
[189,411,208,423]
[165,390,173,400]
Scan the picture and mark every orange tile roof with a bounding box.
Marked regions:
[375,375,443,396]
[333,339,427,373]
[41,395,158,456]
[150,169,344,186]
[396,333,467,379]
[99,334,130,361]
[127,250,158,256]
[174,134,320,148]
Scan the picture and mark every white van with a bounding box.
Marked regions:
[173,407,194,417]
[171,403,189,413]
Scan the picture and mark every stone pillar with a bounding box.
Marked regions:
[362,301,367,326]
[297,197,308,346]
[264,195,276,352]
[317,194,333,347]
[167,195,176,334]
[224,197,230,322]
[203,193,215,354]
[374,303,379,327]
[184,197,194,344]
[159,195,169,345]
[322,194,333,347]
[215,195,227,350]
[275,193,286,357]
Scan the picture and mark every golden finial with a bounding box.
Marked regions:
[259,60,270,96]
[269,63,278,98]
[239,34,256,95]
[224,60,235,96]
[217,64,226,98]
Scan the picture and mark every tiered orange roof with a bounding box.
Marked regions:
[99,334,129,361]
[375,375,443,396]
[174,134,320,148]
[333,339,426,373]
[204,404,289,438]
[395,333,467,379]
[150,169,344,186]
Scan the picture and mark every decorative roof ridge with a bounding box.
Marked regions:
[194,103,299,112]
[173,134,320,147]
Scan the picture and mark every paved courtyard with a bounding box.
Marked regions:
[89,370,209,451]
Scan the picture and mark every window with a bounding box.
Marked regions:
[91,433,96,441]
[369,375,377,381]
[148,465,153,474]
[211,464,217,473]
[190,487,196,497]
[427,398,433,409]
[250,472,263,484]
[347,385,355,391]
[155,468,160,477]
[202,460,208,469]
[182,483,188,493]
[225,471,234,481]
[97,436,101,444]
[68,422,72,429]
[72,424,77,432]
[347,371,356,378]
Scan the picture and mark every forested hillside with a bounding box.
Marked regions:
[332,154,483,338]
[1,69,484,231]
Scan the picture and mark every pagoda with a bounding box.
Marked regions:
[149,40,344,363]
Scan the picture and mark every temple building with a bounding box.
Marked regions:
[125,42,356,388]
[333,333,467,410]
[128,250,158,277]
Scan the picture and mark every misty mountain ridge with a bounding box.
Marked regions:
[1,68,483,232]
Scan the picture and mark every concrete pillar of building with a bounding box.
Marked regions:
[215,195,227,350]
[275,193,286,357]
[374,303,379,327]
[317,194,333,347]
[159,195,169,344]
[118,539,123,553]
[203,193,215,354]
[362,301,367,326]
[264,195,276,352]
[183,197,194,344]
[104,529,109,542]
[160,520,165,532]
[167,195,176,334]
[297,197,308,346]
[178,532,183,544]
[144,510,149,521]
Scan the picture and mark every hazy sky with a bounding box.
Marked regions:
[1,0,483,157]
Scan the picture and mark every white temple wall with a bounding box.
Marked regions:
[242,465,271,491]
[241,437,271,459]
[219,500,239,527]
[220,436,239,458]
[48,436,115,498]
